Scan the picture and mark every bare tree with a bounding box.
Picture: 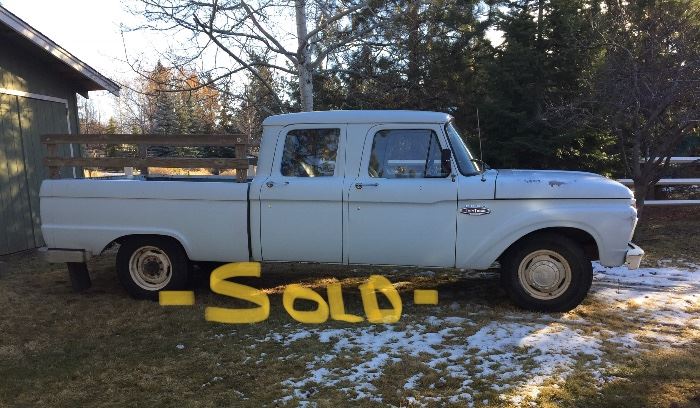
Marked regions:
[130,0,387,111]
[578,0,700,216]
[115,77,153,134]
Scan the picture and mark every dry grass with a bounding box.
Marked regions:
[635,206,700,267]
[0,206,698,407]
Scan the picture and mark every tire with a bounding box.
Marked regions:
[116,236,190,300]
[500,233,593,312]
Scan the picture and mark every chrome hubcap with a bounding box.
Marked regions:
[129,246,172,290]
[517,250,571,300]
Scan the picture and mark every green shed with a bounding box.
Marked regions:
[0,6,119,255]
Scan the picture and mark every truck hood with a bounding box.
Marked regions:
[495,169,633,199]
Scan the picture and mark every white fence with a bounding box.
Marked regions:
[617,157,699,206]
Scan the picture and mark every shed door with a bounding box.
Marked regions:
[0,93,69,255]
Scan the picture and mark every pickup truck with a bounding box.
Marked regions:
[40,110,644,312]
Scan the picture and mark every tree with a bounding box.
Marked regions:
[104,117,121,157]
[78,97,108,162]
[235,64,280,151]
[476,0,616,173]
[150,79,179,157]
[152,90,179,135]
[132,0,389,111]
[582,0,700,215]
[310,0,492,113]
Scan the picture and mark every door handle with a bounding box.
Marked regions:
[460,205,491,216]
[266,181,290,188]
[355,182,379,190]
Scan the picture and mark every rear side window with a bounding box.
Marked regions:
[368,129,447,178]
[280,128,340,177]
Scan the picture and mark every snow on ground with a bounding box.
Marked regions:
[591,262,700,347]
[254,262,700,406]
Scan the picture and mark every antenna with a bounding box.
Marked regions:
[476,108,486,182]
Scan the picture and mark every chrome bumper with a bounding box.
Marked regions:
[39,247,91,263]
[625,242,644,270]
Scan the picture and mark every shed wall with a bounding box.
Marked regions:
[0,42,80,255]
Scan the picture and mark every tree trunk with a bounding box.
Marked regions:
[298,63,314,111]
[295,0,314,111]
[632,178,649,223]
[406,1,420,87]
[535,0,545,119]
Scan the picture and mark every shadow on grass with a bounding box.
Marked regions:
[189,260,511,314]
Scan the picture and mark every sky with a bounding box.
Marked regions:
[0,0,164,117]
[0,0,504,120]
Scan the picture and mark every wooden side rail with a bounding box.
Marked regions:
[41,133,249,182]
[42,133,247,146]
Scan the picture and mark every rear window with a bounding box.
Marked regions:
[280,128,340,177]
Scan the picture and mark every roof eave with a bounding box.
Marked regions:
[0,6,120,96]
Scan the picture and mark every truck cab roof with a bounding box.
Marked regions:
[262,110,453,126]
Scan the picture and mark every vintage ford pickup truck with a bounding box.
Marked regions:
[40,111,644,312]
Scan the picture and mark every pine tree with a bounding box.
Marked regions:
[477,0,614,172]
[150,89,178,157]
[105,117,119,157]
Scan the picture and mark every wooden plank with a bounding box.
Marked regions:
[617,178,700,186]
[42,133,248,146]
[645,200,700,206]
[19,97,69,246]
[0,94,34,254]
[44,156,250,170]
[0,94,12,254]
[235,143,247,182]
[137,144,148,175]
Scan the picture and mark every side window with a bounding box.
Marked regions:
[368,129,448,178]
[280,128,340,177]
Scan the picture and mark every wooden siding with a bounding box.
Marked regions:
[0,38,81,255]
[20,97,71,247]
[0,94,70,254]
[0,93,34,253]
[0,42,79,135]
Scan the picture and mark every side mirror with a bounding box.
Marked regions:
[441,148,452,176]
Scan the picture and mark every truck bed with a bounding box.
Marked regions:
[39,178,250,262]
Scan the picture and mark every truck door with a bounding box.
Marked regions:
[346,124,458,267]
[259,125,345,262]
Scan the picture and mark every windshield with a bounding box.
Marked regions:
[445,121,479,175]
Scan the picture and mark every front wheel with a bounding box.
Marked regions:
[116,236,190,300]
[500,234,593,312]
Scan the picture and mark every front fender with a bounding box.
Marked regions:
[456,199,636,269]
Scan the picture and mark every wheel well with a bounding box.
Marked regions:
[500,227,599,262]
[104,234,188,257]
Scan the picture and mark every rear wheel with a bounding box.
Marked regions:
[501,233,592,312]
[116,236,190,300]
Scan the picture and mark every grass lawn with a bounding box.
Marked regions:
[0,206,698,407]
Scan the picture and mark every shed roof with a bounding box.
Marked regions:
[0,5,120,96]
[263,110,452,126]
